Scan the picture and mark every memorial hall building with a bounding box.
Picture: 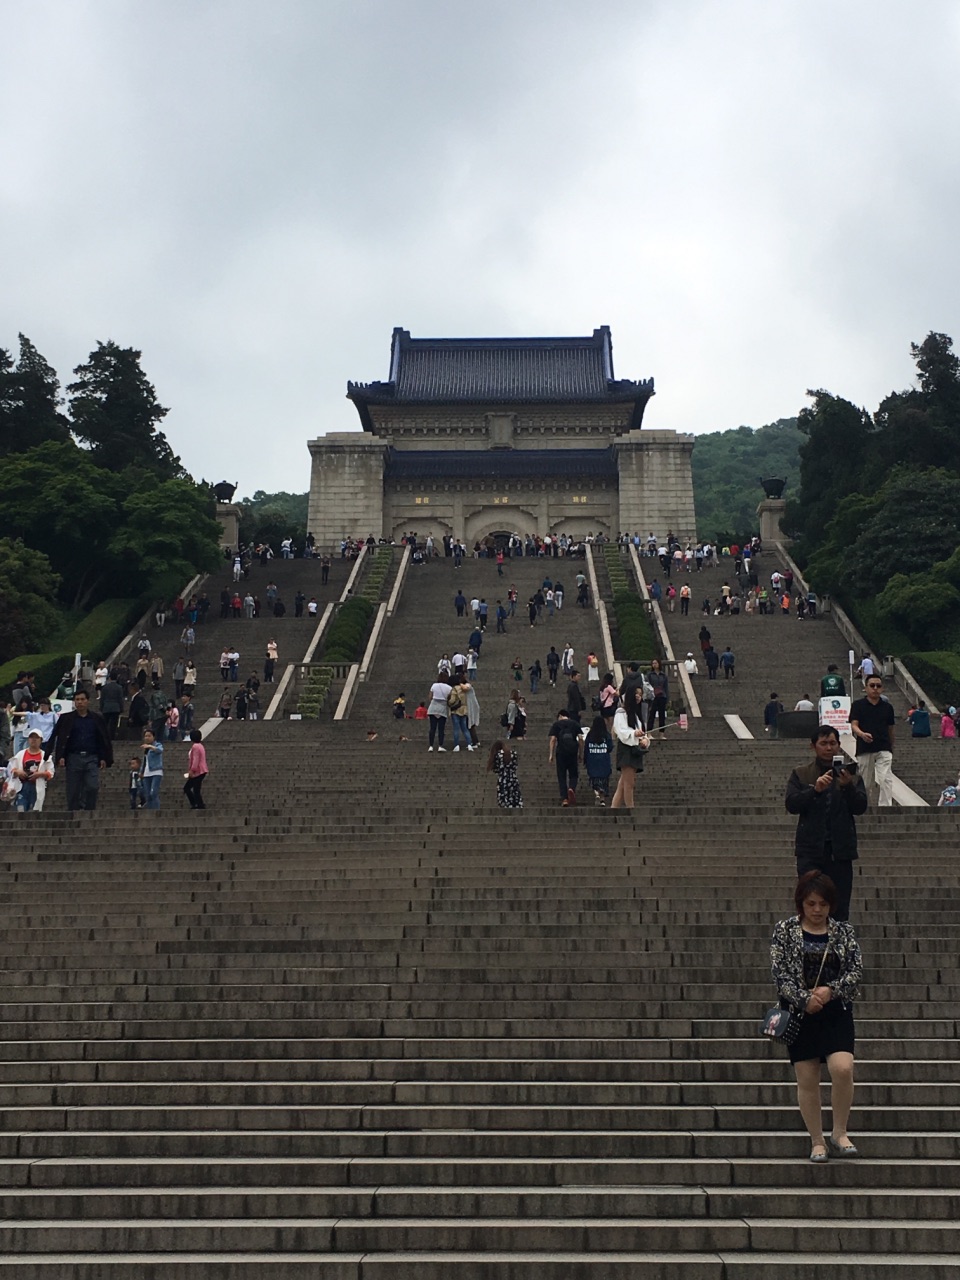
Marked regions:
[307,326,696,548]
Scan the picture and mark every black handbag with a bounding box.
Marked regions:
[760,1002,802,1046]
[761,939,831,1048]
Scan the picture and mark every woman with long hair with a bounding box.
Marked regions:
[610,684,650,809]
[486,739,522,809]
[505,689,527,739]
[770,871,862,1162]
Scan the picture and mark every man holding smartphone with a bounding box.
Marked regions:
[785,726,868,920]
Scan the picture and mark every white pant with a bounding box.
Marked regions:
[859,750,894,807]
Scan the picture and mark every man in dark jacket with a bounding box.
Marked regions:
[785,725,868,920]
[99,676,126,740]
[565,669,587,724]
[50,690,114,811]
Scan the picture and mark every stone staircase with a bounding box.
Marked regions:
[130,554,353,725]
[2,548,960,1276]
[352,551,606,738]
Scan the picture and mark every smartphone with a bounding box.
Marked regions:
[832,755,845,777]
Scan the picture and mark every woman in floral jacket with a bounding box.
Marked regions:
[770,870,863,1163]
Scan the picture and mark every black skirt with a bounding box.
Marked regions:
[788,999,855,1064]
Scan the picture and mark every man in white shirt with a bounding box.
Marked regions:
[795,695,815,711]
[684,653,699,676]
[856,654,875,689]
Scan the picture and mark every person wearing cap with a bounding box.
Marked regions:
[683,653,699,676]
[50,690,114,811]
[6,731,55,812]
[941,707,957,740]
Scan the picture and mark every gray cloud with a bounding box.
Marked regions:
[2,0,958,494]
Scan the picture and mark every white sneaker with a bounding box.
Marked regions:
[428,746,434,752]
[452,745,460,752]
[467,744,476,751]
[437,746,447,752]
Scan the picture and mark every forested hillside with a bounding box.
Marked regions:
[0,334,221,667]
[786,331,960,704]
[691,418,802,543]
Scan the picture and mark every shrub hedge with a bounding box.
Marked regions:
[322,596,376,663]
[0,597,141,699]
[601,545,658,663]
[297,665,335,719]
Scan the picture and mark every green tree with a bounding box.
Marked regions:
[0,538,62,663]
[0,334,71,456]
[842,466,960,595]
[68,341,183,478]
[786,391,875,558]
[691,419,803,543]
[0,441,121,608]
[238,489,309,547]
[109,480,223,584]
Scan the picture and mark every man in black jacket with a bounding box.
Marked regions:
[50,690,114,811]
[785,725,868,921]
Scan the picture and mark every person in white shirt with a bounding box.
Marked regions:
[684,653,699,676]
[795,695,815,712]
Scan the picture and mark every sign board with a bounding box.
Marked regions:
[818,696,851,736]
[679,713,689,731]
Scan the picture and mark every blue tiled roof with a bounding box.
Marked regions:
[347,327,654,427]
[385,448,618,481]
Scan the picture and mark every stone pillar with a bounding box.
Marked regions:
[307,434,386,553]
[757,499,790,545]
[216,503,240,552]
[615,430,696,538]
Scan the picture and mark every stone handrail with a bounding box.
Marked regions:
[774,542,940,715]
[627,544,702,718]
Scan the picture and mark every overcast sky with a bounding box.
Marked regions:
[3,1,958,497]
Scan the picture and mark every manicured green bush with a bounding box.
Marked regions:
[67,598,140,663]
[297,665,335,718]
[322,596,376,663]
[611,590,658,663]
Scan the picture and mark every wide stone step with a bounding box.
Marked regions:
[2,1103,957,1133]
[4,1252,960,1280]
[7,1153,960,1190]
[6,1128,958,1161]
[6,1215,960,1253]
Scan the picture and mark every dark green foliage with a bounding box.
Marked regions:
[601,546,657,662]
[108,481,223,587]
[611,590,657,662]
[692,419,803,544]
[360,549,394,602]
[0,652,74,702]
[297,666,335,718]
[68,341,183,479]
[789,332,960,669]
[0,335,72,456]
[65,598,142,664]
[805,466,960,599]
[786,393,875,556]
[238,491,309,549]
[322,597,376,662]
[0,597,141,692]
[901,651,960,712]
[0,538,62,663]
